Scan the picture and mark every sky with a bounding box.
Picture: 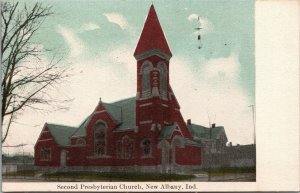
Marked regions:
[2,0,255,154]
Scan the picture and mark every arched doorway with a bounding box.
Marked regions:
[157,140,170,173]
[171,136,184,172]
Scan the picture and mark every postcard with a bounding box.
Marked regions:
[1,0,299,192]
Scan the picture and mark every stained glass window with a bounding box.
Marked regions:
[94,122,106,156]
[117,136,134,159]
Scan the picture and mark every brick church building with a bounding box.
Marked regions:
[34,5,227,173]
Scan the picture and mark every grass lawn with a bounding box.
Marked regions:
[43,171,195,181]
[3,171,195,181]
[3,167,255,181]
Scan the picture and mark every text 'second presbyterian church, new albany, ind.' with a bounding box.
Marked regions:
[34,5,228,173]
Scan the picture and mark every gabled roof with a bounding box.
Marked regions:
[134,5,172,57]
[158,124,178,139]
[46,123,77,147]
[184,138,203,147]
[158,123,202,146]
[43,96,226,147]
[187,123,226,140]
[71,97,136,138]
[103,103,122,124]
[104,97,136,131]
[71,116,90,137]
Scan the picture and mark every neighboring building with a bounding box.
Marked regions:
[225,144,256,168]
[200,143,256,169]
[2,154,35,174]
[34,5,228,173]
[187,121,228,154]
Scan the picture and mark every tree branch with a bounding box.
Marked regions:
[1,2,71,143]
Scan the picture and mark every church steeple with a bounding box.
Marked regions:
[134,5,174,131]
[134,5,172,59]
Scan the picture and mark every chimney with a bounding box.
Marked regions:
[187,119,191,125]
[211,123,216,128]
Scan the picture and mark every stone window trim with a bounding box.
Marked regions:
[86,155,112,159]
[139,120,152,125]
[139,102,153,107]
[157,61,168,100]
[140,61,153,98]
[137,95,152,101]
[134,49,172,61]
[157,61,168,72]
[139,60,153,74]
[40,147,51,161]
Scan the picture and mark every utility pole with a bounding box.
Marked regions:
[248,105,256,144]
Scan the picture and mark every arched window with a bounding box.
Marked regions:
[76,138,86,146]
[122,136,133,159]
[94,121,107,156]
[116,136,134,159]
[157,62,167,99]
[141,139,151,157]
[141,61,153,98]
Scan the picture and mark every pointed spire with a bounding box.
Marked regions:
[134,5,172,58]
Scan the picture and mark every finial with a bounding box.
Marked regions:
[99,97,102,103]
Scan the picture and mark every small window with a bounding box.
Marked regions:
[142,139,151,157]
[76,138,86,146]
[40,148,51,161]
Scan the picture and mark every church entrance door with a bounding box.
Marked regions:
[60,150,67,167]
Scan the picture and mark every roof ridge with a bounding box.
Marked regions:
[46,122,76,129]
[70,114,92,137]
[189,123,224,129]
[110,96,136,104]
[103,102,122,108]
[100,96,135,105]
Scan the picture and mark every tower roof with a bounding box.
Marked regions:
[134,5,172,57]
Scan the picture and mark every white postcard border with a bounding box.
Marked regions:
[2,0,300,192]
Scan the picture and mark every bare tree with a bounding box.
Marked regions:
[1,2,71,143]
